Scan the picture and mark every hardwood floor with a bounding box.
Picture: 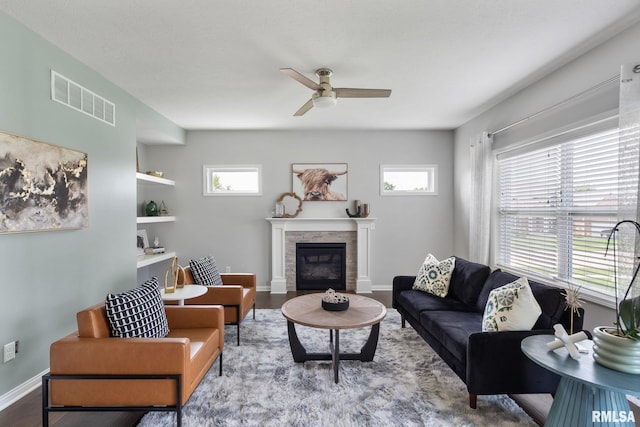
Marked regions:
[0,291,391,427]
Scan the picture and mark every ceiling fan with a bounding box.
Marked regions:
[280,68,392,116]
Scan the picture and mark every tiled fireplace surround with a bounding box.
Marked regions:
[266,218,376,294]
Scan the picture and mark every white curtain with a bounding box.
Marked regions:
[469,132,493,265]
[616,63,640,297]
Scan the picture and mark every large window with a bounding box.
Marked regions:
[497,127,621,294]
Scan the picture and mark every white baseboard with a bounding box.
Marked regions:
[0,368,48,412]
[371,284,392,292]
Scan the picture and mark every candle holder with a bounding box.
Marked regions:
[346,200,362,218]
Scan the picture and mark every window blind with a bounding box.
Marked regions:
[498,127,620,293]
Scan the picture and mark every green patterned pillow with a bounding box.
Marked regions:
[482,277,542,332]
[412,254,455,298]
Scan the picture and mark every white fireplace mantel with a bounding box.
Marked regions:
[266,217,376,294]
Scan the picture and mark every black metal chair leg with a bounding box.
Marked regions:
[42,375,49,427]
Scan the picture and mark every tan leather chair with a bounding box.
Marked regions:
[45,303,224,427]
[178,267,256,345]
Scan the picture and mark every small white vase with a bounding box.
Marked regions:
[592,326,640,374]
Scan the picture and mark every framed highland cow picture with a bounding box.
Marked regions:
[0,130,88,234]
[292,163,348,201]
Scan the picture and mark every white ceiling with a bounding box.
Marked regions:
[2,1,640,132]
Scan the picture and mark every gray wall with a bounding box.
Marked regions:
[140,130,454,290]
[0,12,182,400]
[452,21,640,331]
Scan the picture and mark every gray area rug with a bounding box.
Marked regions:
[139,309,536,427]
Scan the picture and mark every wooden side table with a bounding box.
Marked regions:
[522,335,639,427]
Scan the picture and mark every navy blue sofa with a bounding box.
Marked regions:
[392,257,585,408]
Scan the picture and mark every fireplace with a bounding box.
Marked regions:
[267,217,376,294]
[296,242,346,291]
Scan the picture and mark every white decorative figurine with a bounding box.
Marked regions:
[546,324,588,360]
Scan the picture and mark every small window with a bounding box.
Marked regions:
[203,165,262,196]
[380,165,438,196]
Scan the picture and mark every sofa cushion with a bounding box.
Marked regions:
[190,255,223,287]
[420,310,483,366]
[482,277,542,332]
[105,277,169,338]
[397,289,470,320]
[528,279,566,329]
[412,254,455,297]
[475,270,519,313]
[449,257,491,306]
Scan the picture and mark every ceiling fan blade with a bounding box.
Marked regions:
[280,68,321,91]
[334,88,392,98]
[293,99,314,116]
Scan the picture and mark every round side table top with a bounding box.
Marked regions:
[281,293,387,330]
[160,284,207,301]
[521,335,640,395]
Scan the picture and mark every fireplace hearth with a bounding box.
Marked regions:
[296,242,346,291]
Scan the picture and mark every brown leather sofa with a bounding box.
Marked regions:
[43,302,224,427]
[178,267,256,345]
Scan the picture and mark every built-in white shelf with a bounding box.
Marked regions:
[136,172,175,186]
[136,251,177,268]
[136,171,176,269]
[137,215,176,224]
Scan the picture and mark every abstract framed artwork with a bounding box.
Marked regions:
[0,130,88,234]
[292,163,348,201]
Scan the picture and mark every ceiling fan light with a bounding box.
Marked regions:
[312,92,337,108]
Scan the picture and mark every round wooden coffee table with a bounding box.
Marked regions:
[281,293,387,383]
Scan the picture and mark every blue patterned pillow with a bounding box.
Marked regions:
[189,255,223,287]
[482,277,542,332]
[105,277,169,338]
[412,254,455,298]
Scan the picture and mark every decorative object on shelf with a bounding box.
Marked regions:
[145,200,159,216]
[146,171,164,178]
[546,324,588,360]
[275,192,303,218]
[145,246,166,255]
[321,288,350,311]
[561,283,584,334]
[274,201,284,218]
[592,219,640,373]
[346,200,361,218]
[361,203,370,218]
[0,130,88,234]
[159,200,169,216]
[346,200,370,218]
[292,163,348,201]
[136,229,149,255]
[164,256,185,293]
[145,236,165,254]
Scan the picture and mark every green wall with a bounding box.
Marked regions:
[0,12,183,400]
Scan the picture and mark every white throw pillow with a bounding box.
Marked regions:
[412,254,455,298]
[482,277,542,332]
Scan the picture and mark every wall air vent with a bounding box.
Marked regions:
[51,70,116,126]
